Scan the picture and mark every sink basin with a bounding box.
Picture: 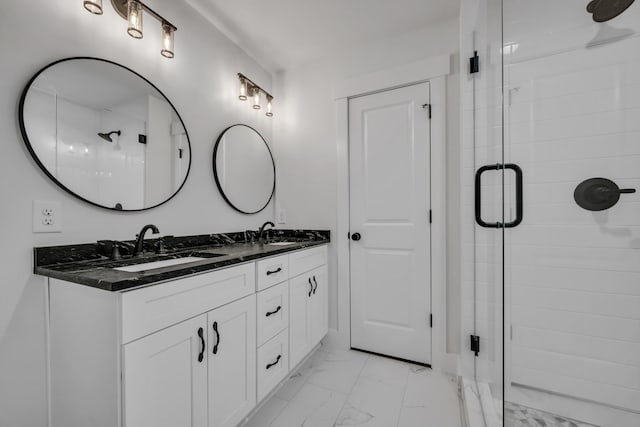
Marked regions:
[267,241,297,246]
[115,256,208,273]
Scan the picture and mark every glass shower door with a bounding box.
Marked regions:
[502,1,640,426]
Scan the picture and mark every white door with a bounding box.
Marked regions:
[349,82,432,364]
[208,295,256,427]
[123,314,208,427]
[289,274,312,369]
[310,265,328,347]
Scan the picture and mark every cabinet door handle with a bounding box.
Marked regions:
[312,276,318,295]
[308,278,313,297]
[197,327,205,363]
[212,321,220,355]
[266,267,282,276]
[265,355,282,370]
[266,306,282,317]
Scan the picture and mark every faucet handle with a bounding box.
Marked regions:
[111,241,122,261]
[155,238,167,254]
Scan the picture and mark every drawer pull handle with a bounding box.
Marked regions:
[212,321,220,355]
[266,306,282,317]
[266,267,282,276]
[197,327,205,363]
[308,278,313,297]
[312,276,318,295]
[266,355,282,370]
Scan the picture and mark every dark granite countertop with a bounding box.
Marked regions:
[34,229,330,292]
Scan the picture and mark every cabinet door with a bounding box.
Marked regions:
[123,314,208,427]
[310,265,328,347]
[289,274,313,369]
[208,295,256,427]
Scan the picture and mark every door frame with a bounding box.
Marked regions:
[333,54,455,373]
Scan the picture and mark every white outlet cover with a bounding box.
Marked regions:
[276,208,287,224]
[33,200,62,233]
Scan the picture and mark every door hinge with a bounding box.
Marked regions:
[429,209,433,224]
[430,313,433,328]
[470,51,479,74]
[422,103,432,118]
[470,335,480,357]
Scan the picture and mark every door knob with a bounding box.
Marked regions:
[351,233,361,241]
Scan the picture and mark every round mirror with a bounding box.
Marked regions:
[19,57,191,211]
[213,124,275,214]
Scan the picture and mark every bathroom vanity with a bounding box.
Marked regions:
[34,230,329,427]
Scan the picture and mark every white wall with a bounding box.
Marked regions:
[273,18,461,352]
[0,1,275,426]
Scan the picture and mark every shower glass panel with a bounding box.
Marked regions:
[500,1,640,426]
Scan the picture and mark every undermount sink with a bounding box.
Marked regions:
[114,252,223,273]
[114,257,207,272]
[267,241,297,246]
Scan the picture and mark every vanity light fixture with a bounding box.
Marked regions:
[252,88,261,110]
[84,0,103,14]
[238,76,248,101]
[266,95,273,117]
[83,0,178,58]
[127,0,143,39]
[237,73,274,117]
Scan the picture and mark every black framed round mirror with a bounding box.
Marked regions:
[19,57,192,211]
[213,124,275,214]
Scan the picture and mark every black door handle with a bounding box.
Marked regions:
[266,306,282,317]
[308,278,313,297]
[266,355,282,370]
[312,276,318,295]
[212,321,220,355]
[197,327,205,363]
[351,233,361,241]
[266,267,282,276]
[475,163,523,228]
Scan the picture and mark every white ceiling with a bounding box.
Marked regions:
[186,0,460,72]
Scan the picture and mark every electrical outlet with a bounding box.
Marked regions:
[33,200,62,233]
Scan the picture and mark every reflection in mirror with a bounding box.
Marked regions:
[19,57,191,211]
[213,125,275,214]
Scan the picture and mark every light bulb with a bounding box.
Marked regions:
[83,0,103,15]
[239,78,248,101]
[161,23,175,58]
[253,89,261,110]
[266,96,273,117]
[127,0,143,39]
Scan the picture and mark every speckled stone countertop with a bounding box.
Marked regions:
[34,229,330,292]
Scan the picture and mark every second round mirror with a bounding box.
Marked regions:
[213,124,275,214]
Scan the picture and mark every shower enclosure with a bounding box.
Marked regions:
[461,0,640,426]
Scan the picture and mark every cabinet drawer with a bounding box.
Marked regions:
[257,329,289,403]
[121,263,255,343]
[256,254,289,291]
[257,281,288,346]
[288,245,327,278]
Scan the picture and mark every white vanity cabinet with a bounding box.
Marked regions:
[123,314,208,427]
[123,294,256,427]
[288,248,329,369]
[46,244,327,427]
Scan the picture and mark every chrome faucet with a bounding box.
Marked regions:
[258,221,275,244]
[133,224,160,256]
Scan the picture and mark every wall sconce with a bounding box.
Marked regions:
[83,0,177,59]
[238,73,274,117]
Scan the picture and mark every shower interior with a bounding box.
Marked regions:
[463,0,640,426]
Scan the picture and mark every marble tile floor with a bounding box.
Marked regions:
[504,402,600,427]
[243,342,463,427]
